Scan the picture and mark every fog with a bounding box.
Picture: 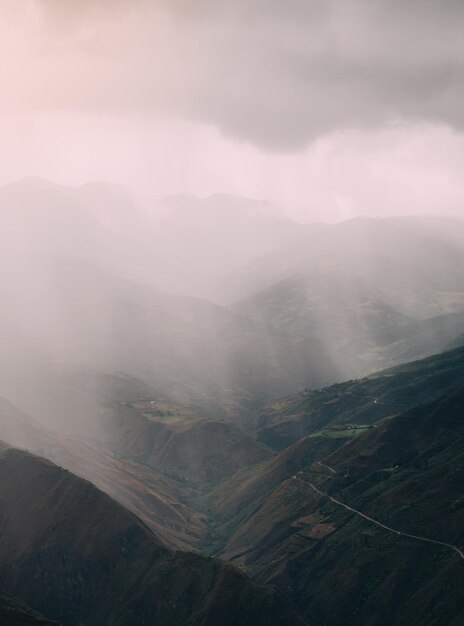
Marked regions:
[0,2,463,479]
[0,176,463,445]
[1,6,464,623]
[1,1,464,219]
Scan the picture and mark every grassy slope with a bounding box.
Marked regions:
[255,345,464,448]
[205,347,464,548]
[211,388,464,625]
[0,448,307,626]
[111,397,273,491]
[0,398,209,551]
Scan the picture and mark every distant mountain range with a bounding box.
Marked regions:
[229,216,464,376]
[1,180,464,438]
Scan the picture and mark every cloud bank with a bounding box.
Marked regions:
[1,0,463,150]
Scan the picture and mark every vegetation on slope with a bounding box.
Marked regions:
[209,387,464,626]
[256,345,464,448]
[0,447,307,626]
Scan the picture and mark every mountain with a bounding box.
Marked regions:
[204,435,342,549]
[0,179,309,301]
[382,310,464,365]
[0,178,153,286]
[255,345,464,449]
[257,389,464,626]
[4,181,463,439]
[226,217,464,313]
[0,396,209,551]
[0,444,307,626]
[0,374,273,547]
[204,383,464,626]
[227,216,464,380]
[0,382,273,549]
[0,179,336,433]
[0,248,340,436]
[109,394,273,491]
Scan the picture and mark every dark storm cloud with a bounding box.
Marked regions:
[13,0,464,150]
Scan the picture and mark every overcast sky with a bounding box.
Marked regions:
[1,0,464,221]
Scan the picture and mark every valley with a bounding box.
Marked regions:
[1,345,463,625]
[3,4,464,623]
[0,181,463,624]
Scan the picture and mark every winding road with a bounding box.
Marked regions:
[297,476,464,561]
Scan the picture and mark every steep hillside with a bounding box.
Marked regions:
[265,389,464,625]
[207,344,464,554]
[0,383,269,549]
[0,397,208,551]
[205,436,341,547]
[110,397,273,490]
[256,346,464,448]
[210,389,464,625]
[0,446,307,626]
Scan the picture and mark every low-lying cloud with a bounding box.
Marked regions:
[1,0,463,151]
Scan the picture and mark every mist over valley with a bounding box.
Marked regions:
[1,1,464,624]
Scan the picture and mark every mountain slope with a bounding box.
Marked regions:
[111,397,273,490]
[255,345,464,448]
[259,389,464,626]
[0,396,208,551]
[0,178,329,434]
[0,249,340,434]
[206,384,464,626]
[0,445,307,626]
[228,216,464,317]
[228,217,464,381]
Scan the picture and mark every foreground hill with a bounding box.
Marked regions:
[259,389,464,626]
[205,379,464,624]
[0,373,274,548]
[0,445,307,626]
[0,395,211,551]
